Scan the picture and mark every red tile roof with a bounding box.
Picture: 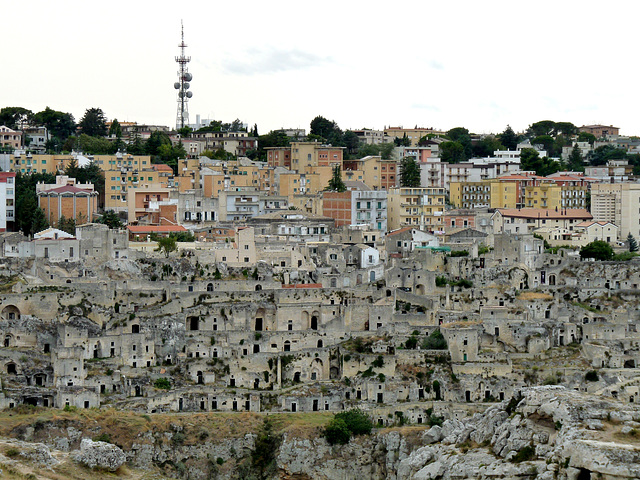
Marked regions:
[127,225,187,233]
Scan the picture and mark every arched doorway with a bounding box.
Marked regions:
[311,315,318,330]
[207,283,214,292]
[416,284,426,295]
[548,274,556,286]
[2,305,20,320]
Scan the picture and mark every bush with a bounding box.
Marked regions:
[423,329,447,350]
[216,457,224,465]
[511,444,536,463]
[335,409,373,436]
[324,417,351,445]
[372,356,384,368]
[449,250,469,257]
[585,370,599,382]
[5,448,20,457]
[63,405,77,412]
[435,276,448,287]
[405,336,418,349]
[92,433,112,443]
[154,378,171,390]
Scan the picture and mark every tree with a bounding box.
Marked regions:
[580,240,614,261]
[343,131,361,155]
[527,120,556,138]
[473,135,503,157]
[108,119,122,138]
[399,156,421,187]
[520,148,562,176]
[446,127,472,159]
[251,417,281,480]
[587,144,626,166]
[532,135,556,156]
[394,133,411,147]
[567,144,584,172]
[78,133,115,155]
[310,115,336,140]
[326,165,346,192]
[324,417,351,445]
[498,125,518,150]
[177,126,193,138]
[78,108,107,137]
[32,107,76,143]
[31,206,49,235]
[155,236,178,257]
[98,210,124,229]
[577,132,597,145]
[0,107,33,130]
[628,233,638,253]
[439,141,465,163]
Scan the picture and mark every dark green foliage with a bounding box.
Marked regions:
[422,329,447,350]
[446,127,473,159]
[357,142,395,160]
[16,172,56,236]
[435,276,447,287]
[372,355,384,368]
[449,250,469,257]
[439,141,466,163]
[154,378,171,390]
[92,433,112,443]
[432,380,441,400]
[587,144,626,166]
[97,210,124,229]
[498,125,518,150]
[326,165,346,192]
[427,414,444,427]
[505,392,523,415]
[32,107,76,146]
[0,106,33,130]
[628,233,638,252]
[580,240,614,261]
[251,417,281,479]
[324,417,351,445]
[310,115,343,145]
[335,408,373,436]
[520,148,562,176]
[56,215,76,235]
[79,108,108,137]
[399,156,421,187]
[473,135,503,157]
[155,236,178,257]
[585,370,599,382]
[65,159,105,197]
[566,144,584,172]
[511,444,536,463]
[405,335,418,349]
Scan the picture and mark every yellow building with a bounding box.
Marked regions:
[384,127,446,147]
[290,142,344,173]
[387,187,446,231]
[10,153,72,175]
[105,164,174,212]
[449,180,518,209]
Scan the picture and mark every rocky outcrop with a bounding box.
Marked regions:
[72,438,126,472]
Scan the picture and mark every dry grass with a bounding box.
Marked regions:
[517,292,553,301]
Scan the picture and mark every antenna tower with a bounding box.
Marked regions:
[174,21,193,130]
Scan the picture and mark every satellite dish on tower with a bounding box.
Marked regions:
[186,91,193,98]
[183,82,190,89]
[174,82,180,89]
[184,73,193,81]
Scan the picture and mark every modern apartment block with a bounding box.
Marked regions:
[387,187,445,231]
[591,182,640,240]
[0,172,16,232]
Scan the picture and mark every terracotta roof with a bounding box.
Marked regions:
[39,185,95,195]
[386,227,415,237]
[575,221,617,228]
[496,208,592,219]
[152,164,174,172]
[127,225,187,233]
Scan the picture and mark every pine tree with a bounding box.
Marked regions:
[628,233,638,252]
[399,156,421,187]
[31,207,49,235]
[326,165,346,192]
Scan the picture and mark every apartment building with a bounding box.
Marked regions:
[387,187,445,231]
[492,208,593,235]
[105,163,174,213]
[0,172,16,232]
[0,126,22,150]
[321,187,387,231]
[36,176,98,225]
[383,127,445,146]
[10,153,71,175]
[591,182,640,240]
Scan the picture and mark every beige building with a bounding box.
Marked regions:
[0,126,22,149]
[384,127,445,147]
[591,182,640,240]
[387,187,446,231]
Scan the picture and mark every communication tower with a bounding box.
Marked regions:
[174,21,193,130]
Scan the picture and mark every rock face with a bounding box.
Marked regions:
[73,438,126,472]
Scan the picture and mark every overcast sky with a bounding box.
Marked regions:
[2,0,638,136]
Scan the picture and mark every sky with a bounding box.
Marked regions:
[2,0,639,136]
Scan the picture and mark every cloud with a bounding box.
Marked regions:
[223,48,332,76]
[428,60,444,70]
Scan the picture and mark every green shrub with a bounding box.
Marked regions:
[63,405,77,412]
[372,356,384,368]
[423,329,447,350]
[324,417,351,445]
[511,444,536,463]
[449,250,469,257]
[5,448,20,457]
[92,433,112,443]
[435,276,448,287]
[335,408,373,436]
[172,432,185,445]
[216,457,225,465]
[154,378,171,390]
[405,336,418,349]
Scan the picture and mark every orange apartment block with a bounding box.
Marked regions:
[38,185,99,225]
[322,191,352,226]
[127,189,175,224]
[266,147,291,168]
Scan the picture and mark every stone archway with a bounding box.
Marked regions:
[1,305,20,321]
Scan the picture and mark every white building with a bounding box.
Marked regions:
[0,172,16,232]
